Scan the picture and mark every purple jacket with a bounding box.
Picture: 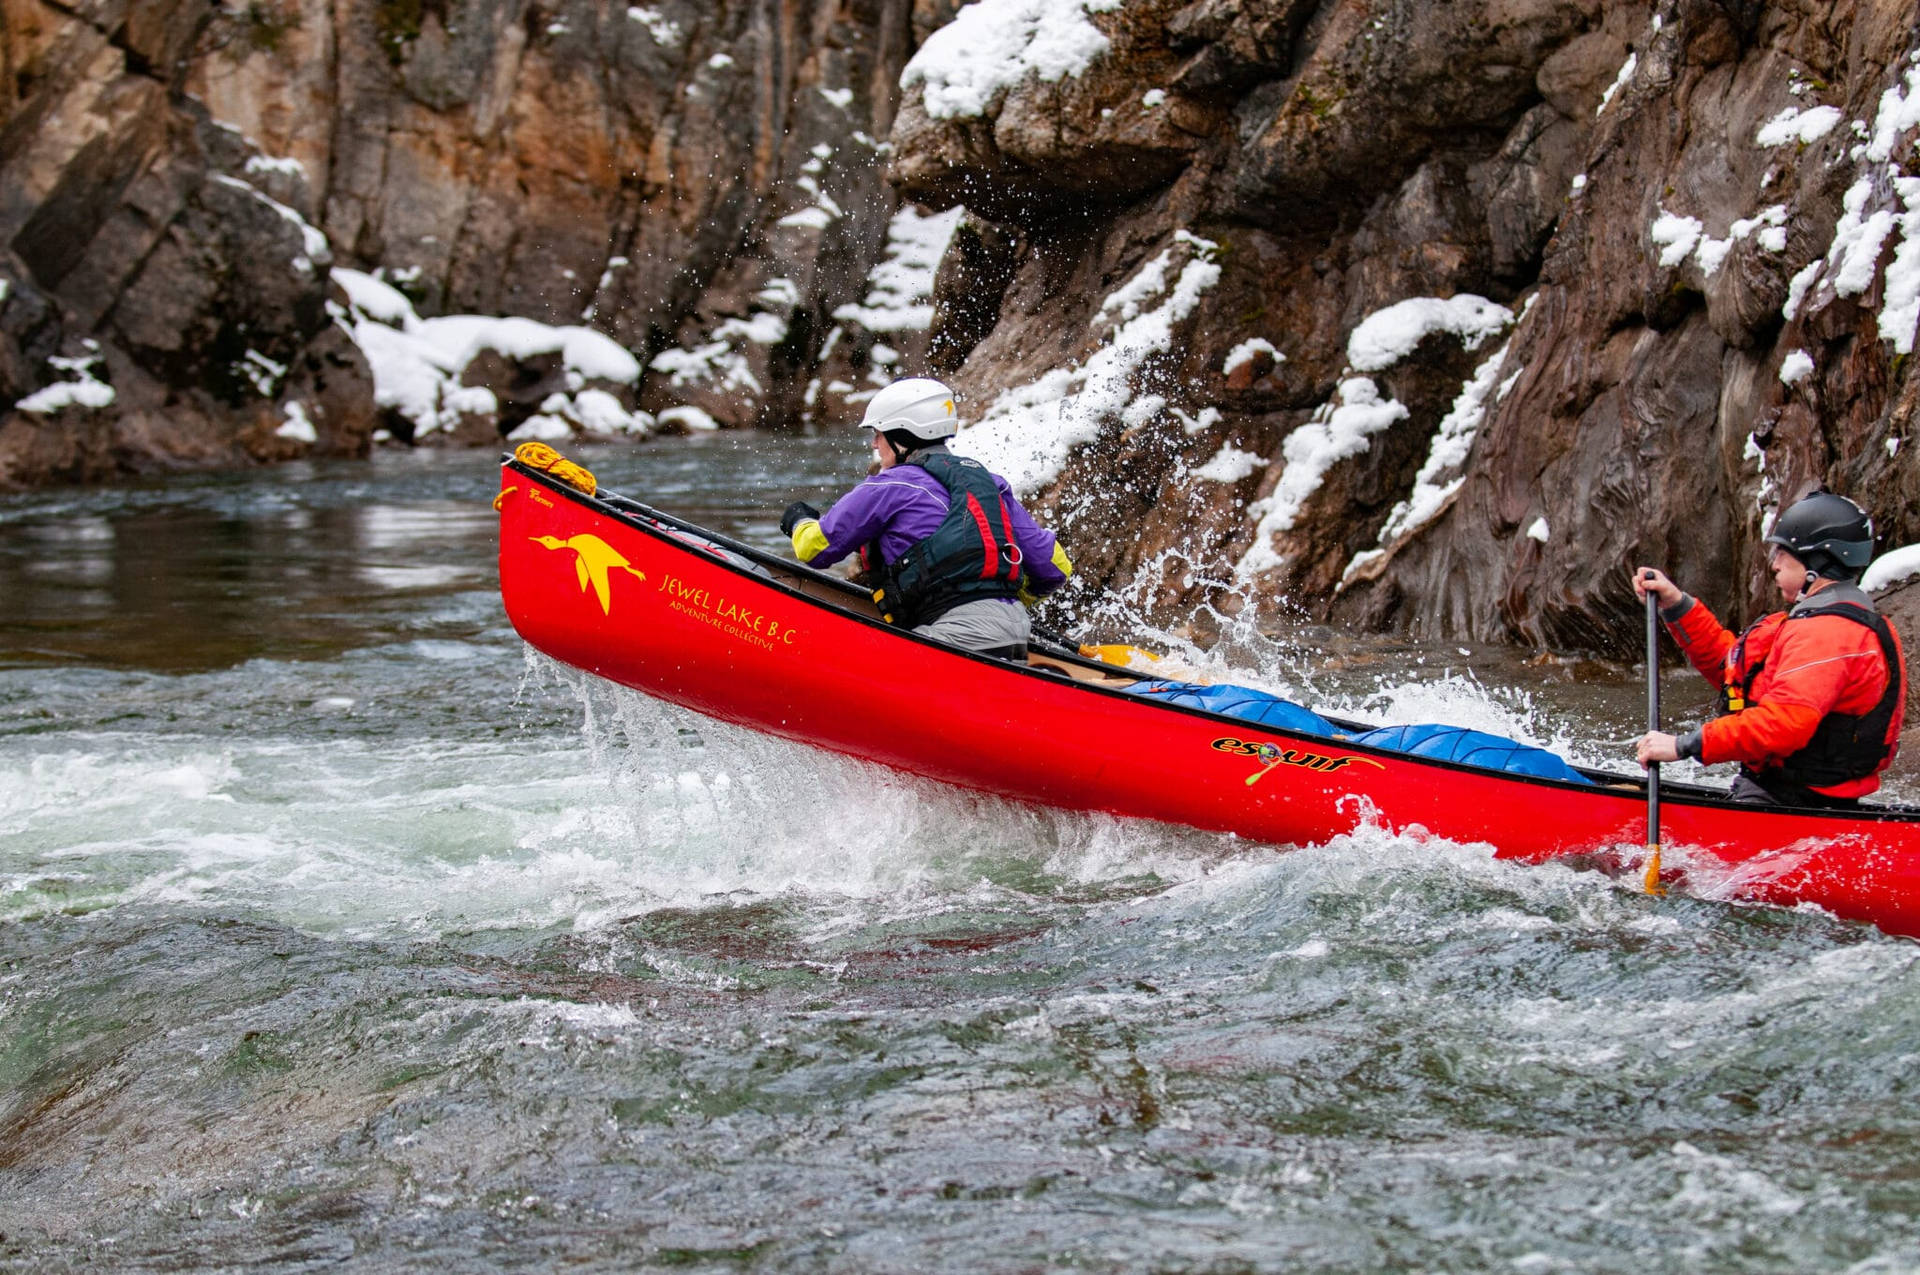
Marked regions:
[810,458,1068,593]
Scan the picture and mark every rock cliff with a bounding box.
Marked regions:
[2,0,930,481]
[4,0,1919,665]
[900,0,1920,656]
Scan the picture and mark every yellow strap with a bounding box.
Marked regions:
[492,485,517,512]
[513,441,597,497]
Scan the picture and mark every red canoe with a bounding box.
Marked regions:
[496,452,1920,939]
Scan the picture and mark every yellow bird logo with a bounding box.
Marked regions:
[529,534,645,615]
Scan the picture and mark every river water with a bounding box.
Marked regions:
[4,435,1919,1272]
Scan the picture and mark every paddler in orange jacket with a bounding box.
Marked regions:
[1632,492,1907,808]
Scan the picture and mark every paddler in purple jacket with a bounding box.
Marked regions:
[778,377,1074,660]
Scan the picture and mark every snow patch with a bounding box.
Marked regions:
[1866,62,1920,164]
[1882,176,1920,355]
[331,268,643,439]
[1222,337,1280,377]
[1829,178,1896,297]
[17,349,116,415]
[1596,53,1636,115]
[1191,444,1266,484]
[1526,516,1550,543]
[1650,212,1703,267]
[276,401,317,443]
[902,0,1118,120]
[1239,378,1409,579]
[1173,406,1221,435]
[1346,295,1511,371]
[833,205,965,334]
[626,7,680,44]
[659,405,720,432]
[244,154,306,179]
[212,175,331,275]
[777,206,835,230]
[1349,341,1510,575]
[1754,105,1844,147]
[953,232,1221,495]
[1778,349,1814,385]
[1862,545,1920,593]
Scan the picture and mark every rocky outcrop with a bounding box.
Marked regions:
[6,0,1917,670]
[2,0,933,484]
[896,0,1920,656]
[0,0,375,485]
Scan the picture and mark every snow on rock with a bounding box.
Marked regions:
[1596,52,1636,115]
[506,415,573,442]
[1172,405,1221,435]
[1344,341,1510,583]
[1649,211,1703,267]
[1346,295,1511,372]
[332,267,645,438]
[833,205,966,334]
[1222,337,1280,376]
[17,348,116,414]
[1526,516,1550,543]
[1883,176,1920,355]
[245,154,307,179]
[1732,205,1789,254]
[1754,105,1844,147]
[1239,377,1409,579]
[1191,444,1266,484]
[777,207,835,230]
[1863,545,1920,593]
[1829,178,1896,297]
[626,6,680,44]
[1782,63,1920,337]
[648,307,792,404]
[1778,349,1815,385]
[659,405,720,432]
[902,0,1119,121]
[212,175,331,276]
[1866,61,1920,164]
[276,401,317,443]
[953,232,1221,495]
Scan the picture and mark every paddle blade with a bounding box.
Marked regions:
[1080,643,1161,668]
[1643,844,1666,896]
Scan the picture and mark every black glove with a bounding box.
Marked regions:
[779,501,821,536]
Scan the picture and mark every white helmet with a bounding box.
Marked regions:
[858,377,959,442]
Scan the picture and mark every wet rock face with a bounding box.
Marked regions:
[2,0,922,483]
[5,0,1916,666]
[893,0,1920,655]
[1,0,370,486]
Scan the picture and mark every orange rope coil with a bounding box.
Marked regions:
[513,441,598,497]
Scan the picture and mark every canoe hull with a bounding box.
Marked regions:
[498,463,1920,939]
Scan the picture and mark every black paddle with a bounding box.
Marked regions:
[1643,572,1666,896]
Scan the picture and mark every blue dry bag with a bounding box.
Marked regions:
[1349,724,1592,784]
[1123,680,1338,738]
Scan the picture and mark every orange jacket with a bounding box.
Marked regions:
[1665,585,1906,798]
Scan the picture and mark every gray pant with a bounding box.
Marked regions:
[912,597,1030,656]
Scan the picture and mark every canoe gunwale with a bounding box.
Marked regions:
[502,458,1920,829]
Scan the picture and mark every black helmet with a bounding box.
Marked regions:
[1765,491,1874,580]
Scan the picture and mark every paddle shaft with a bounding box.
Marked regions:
[1644,579,1664,894]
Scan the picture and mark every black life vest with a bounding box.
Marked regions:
[1733,590,1905,792]
[868,450,1024,627]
